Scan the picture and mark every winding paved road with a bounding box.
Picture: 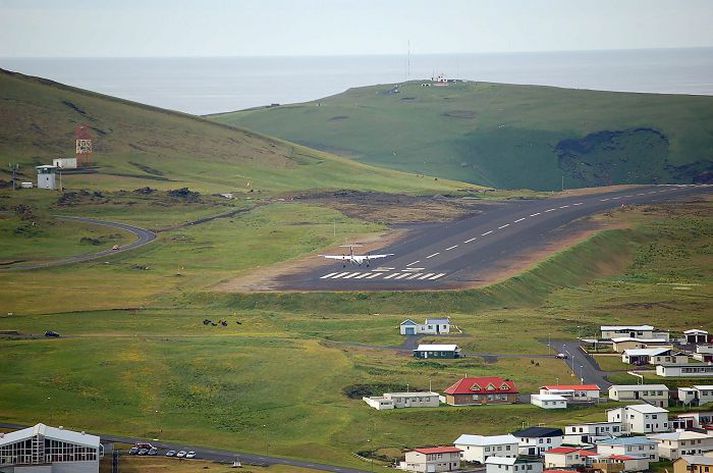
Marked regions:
[0,216,156,271]
[0,423,373,473]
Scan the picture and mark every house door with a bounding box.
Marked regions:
[427,464,436,473]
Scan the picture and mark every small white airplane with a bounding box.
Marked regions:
[319,245,393,268]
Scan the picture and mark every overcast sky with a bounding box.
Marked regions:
[1,0,713,57]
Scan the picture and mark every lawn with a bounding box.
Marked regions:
[591,355,633,372]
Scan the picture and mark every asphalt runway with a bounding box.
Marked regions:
[279,185,712,291]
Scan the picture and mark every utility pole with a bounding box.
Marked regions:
[9,163,18,190]
[561,175,565,192]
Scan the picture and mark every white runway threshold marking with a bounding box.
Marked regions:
[445,244,458,251]
[498,223,510,229]
[342,272,361,279]
[426,252,440,259]
[406,260,420,267]
[383,273,399,279]
[464,237,477,243]
[406,273,423,280]
[366,272,381,279]
[354,273,370,279]
[514,217,526,223]
[429,273,446,280]
[481,230,493,236]
[418,273,434,280]
[394,273,411,280]
[320,272,338,279]
[328,272,350,279]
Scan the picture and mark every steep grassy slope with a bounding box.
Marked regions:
[0,69,470,194]
[212,81,713,190]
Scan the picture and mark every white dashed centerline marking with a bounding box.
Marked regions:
[514,218,526,223]
[544,208,556,213]
[498,223,510,229]
[573,202,583,206]
[426,252,440,259]
[481,230,493,236]
[612,196,621,200]
[648,191,656,194]
[464,237,477,244]
[405,267,425,272]
[559,205,569,209]
[374,267,393,272]
[530,212,541,217]
[406,260,420,267]
[600,198,610,202]
[445,244,458,251]
[637,193,646,196]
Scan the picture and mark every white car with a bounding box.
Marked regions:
[176,450,187,458]
[556,353,568,359]
[185,451,197,459]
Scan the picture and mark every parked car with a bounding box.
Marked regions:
[128,447,139,455]
[44,331,61,338]
[147,447,158,456]
[137,448,149,455]
[185,451,197,459]
[556,353,568,359]
[165,450,176,457]
[176,450,187,458]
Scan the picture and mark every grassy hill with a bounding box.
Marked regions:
[211,81,713,190]
[0,69,469,194]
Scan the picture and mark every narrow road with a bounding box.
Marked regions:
[549,340,612,388]
[0,422,374,473]
[0,216,156,271]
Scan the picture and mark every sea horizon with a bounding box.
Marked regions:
[2,47,712,115]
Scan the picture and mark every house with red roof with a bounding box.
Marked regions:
[400,446,461,472]
[540,384,600,403]
[443,377,518,406]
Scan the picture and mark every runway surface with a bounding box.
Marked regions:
[280,185,711,291]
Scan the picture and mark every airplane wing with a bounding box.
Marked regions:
[319,255,351,260]
[355,254,394,261]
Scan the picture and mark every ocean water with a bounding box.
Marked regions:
[2,48,712,115]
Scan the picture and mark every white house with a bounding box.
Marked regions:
[531,394,567,409]
[601,325,669,341]
[400,446,461,472]
[400,318,451,335]
[35,165,57,190]
[657,363,713,378]
[596,436,659,461]
[621,347,683,365]
[485,456,544,473]
[363,391,440,410]
[607,384,670,407]
[607,404,670,434]
[563,422,623,446]
[678,386,713,406]
[412,344,461,359]
[592,453,651,472]
[0,423,102,473]
[683,329,711,345]
[453,434,519,463]
[52,157,78,169]
[612,337,672,353]
[544,447,597,468]
[512,427,563,456]
[648,431,713,460]
[540,385,600,403]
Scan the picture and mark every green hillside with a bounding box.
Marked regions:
[211,81,713,190]
[0,69,470,194]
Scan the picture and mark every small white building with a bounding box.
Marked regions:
[485,456,543,473]
[607,404,670,434]
[678,386,713,406]
[648,430,713,460]
[512,427,564,456]
[596,436,659,462]
[36,165,58,190]
[657,363,713,378]
[52,157,77,169]
[363,391,440,410]
[531,394,567,409]
[621,347,684,365]
[601,325,662,341]
[400,318,451,335]
[400,446,461,472]
[563,422,623,446]
[611,337,672,353]
[453,434,519,464]
[683,329,711,345]
[0,423,102,473]
[539,385,600,403]
[607,384,670,408]
[412,344,461,359]
[19,182,33,189]
[592,454,651,472]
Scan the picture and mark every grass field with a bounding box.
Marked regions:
[0,69,473,195]
[211,81,713,190]
[1,197,711,469]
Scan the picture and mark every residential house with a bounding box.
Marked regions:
[0,423,102,473]
[453,434,519,463]
[612,338,672,353]
[692,345,713,363]
[684,330,711,345]
[678,386,713,406]
[442,377,518,406]
[400,318,451,336]
[512,427,564,456]
[671,412,713,430]
[531,394,567,409]
[540,385,600,403]
[607,384,670,408]
[591,454,651,472]
[544,447,596,468]
[674,456,713,473]
[596,436,659,462]
[606,404,670,434]
[657,363,713,378]
[563,422,623,446]
[485,456,544,473]
[620,348,685,366]
[413,344,461,359]
[399,446,461,472]
[363,391,440,410]
[601,325,657,340]
[648,431,713,460]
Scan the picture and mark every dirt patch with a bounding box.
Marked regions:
[212,229,407,292]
